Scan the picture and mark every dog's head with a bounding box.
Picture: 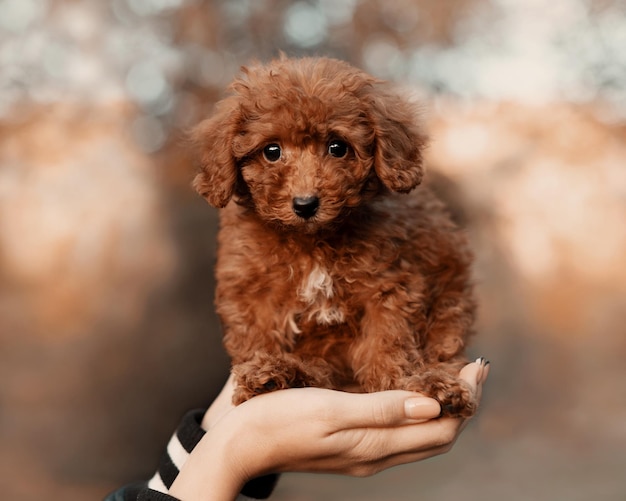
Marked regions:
[191,56,427,232]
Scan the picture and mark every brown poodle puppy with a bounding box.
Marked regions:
[192,56,478,417]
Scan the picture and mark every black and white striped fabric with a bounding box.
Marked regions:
[105,409,279,501]
[147,410,207,494]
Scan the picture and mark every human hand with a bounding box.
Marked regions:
[171,360,489,501]
[228,359,488,476]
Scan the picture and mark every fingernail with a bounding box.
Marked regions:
[474,357,486,384]
[405,397,441,420]
[478,359,490,384]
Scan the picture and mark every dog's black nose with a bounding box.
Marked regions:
[292,196,320,219]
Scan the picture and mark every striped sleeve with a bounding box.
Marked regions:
[107,409,280,500]
[146,409,206,494]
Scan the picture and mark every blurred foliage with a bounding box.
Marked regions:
[0,0,624,152]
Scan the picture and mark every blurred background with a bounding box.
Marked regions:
[1,0,625,499]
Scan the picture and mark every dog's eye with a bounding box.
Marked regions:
[263,143,282,162]
[328,140,349,158]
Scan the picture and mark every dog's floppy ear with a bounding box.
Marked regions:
[190,97,240,208]
[367,89,428,193]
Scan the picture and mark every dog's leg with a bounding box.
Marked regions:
[350,304,477,417]
[350,307,423,393]
[231,352,334,405]
[353,342,476,417]
[414,262,477,417]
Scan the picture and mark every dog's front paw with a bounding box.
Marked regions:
[404,371,477,418]
[435,383,476,418]
[232,373,279,405]
[231,353,332,405]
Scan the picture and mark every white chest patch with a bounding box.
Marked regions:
[298,265,345,325]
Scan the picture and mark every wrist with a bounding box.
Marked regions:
[169,426,249,501]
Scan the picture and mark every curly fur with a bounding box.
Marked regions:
[192,56,477,417]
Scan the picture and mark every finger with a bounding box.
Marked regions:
[323,418,464,476]
[474,361,490,403]
[468,356,491,389]
[293,417,462,476]
[346,390,441,427]
[329,390,442,429]
[331,362,490,476]
[305,437,455,477]
[468,357,490,385]
[458,361,482,390]
[362,438,456,476]
[480,360,491,384]
[379,414,464,453]
[458,358,490,403]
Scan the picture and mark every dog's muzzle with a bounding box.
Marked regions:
[292,196,320,219]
